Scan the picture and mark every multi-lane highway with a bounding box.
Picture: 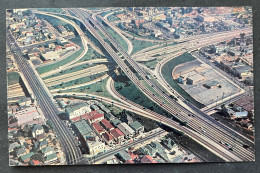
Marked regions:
[67,8,254,161]
[6,30,85,165]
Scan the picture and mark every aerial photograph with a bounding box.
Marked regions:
[6,7,254,166]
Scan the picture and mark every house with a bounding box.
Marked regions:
[139,145,157,157]
[41,146,55,157]
[140,155,157,163]
[39,140,48,150]
[65,103,91,120]
[17,97,31,106]
[9,142,20,153]
[92,122,106,135]
[162,138,177,151]
[31,124,44,138]
[19,152,34,163]
[117,151,132,162]
[117,122,135,139]
[29,159,41,166]
[110,118,122,127]
[86,136,105,156]
[125,159,134,164]
[100,119,114,131]
[15,147,27,157]
[64,43,76,51]
[110,128,124,142]
[105,113,115,121]
[44,153,58,163]
[41,51,60,61]
[57,25,67,35]
[102,131,114,146]
[122,113,133,124]
[81,110,104,124]
[129,121,144,135]
[36,133,45,141]
[222,107,236,116]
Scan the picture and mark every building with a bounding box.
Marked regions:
[74,120,105,155]
[19,152,34,163]
[203,81,221,89]
[38,140,48,150]
[117,122,135,139]
[186,73,204,85]
[122,114,133,124]
[41,51,60,61]
[57,25,67,35]
[110,118,122,127]
[13,106,45,127]
[17,97,31,106]
[65,103,91,120]
[102,131,114,146]
[44,153,58,164]
[31,124,44,138]
[64,43,76,51]
[92,122,105,135]
[81,110,104,124]
[140,155,157,163]
[100,119,114,131]
[41,146,55,157]
[162,138,177,151]
[129,121,144,135]
[9,142,20,153]
[110,128,124,143]
[86,136,105,156]
[15,147,27,158]
[116,151,132,162]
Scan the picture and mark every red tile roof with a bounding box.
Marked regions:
[102,131,114,141]
[92,122,105,134]
[31,160,40,165]
[81,111,104,121]
[141,155,157,163]
[101,119,114,131]
[71,116,81,122]
[125,159,134,164]
[110,128,124,138]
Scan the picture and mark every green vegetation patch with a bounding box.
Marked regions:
[161,52,204,108]
[7,72,20,85]
[127,36,160,55]
[105,27,128,53]
[63,77,114,99]
[114,73,173,117]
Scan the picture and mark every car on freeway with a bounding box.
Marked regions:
[219,141,224,144]
[243,144,250,149]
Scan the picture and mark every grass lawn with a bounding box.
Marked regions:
[62,77,116,100]
[74,46,104,63]
[7,72,20,85]
[107,15,119,22]
[161,52,205,108]
[127,36,160,55]
[105,27,128,53]
[114,73,173,117]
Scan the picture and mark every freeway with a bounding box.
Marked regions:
[68,9,254,161]
[6,30,85,165]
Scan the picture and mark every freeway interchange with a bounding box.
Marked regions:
[7,9,254,164]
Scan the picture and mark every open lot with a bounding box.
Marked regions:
[175,62,241,106]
